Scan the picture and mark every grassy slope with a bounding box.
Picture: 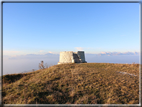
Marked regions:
[2,63,139,104]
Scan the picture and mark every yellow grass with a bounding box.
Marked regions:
[2,63,139,104]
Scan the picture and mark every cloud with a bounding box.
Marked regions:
[75,47,84,51]
[101,52,106,54]
[7,53,59,60]
[48,51,53,53]
[39,50,44,52]
[4,50,21,54]
[3,50,23,56]
[38,50,56,55]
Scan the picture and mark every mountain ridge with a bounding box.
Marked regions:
[2,63,139,104]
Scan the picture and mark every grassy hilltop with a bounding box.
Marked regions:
[2,63,139,104]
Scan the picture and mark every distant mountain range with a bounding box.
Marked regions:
[5,51,140,60]
[94,52,139,56]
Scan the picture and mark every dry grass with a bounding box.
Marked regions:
[2,63,139,104]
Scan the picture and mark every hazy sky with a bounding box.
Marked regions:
[2,2,140,75]
[3,3,139,55]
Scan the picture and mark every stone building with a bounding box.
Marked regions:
[58,51,87,64]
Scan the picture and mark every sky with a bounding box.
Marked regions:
[2,2,140,75]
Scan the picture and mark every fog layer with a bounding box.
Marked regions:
[3,53,139,75]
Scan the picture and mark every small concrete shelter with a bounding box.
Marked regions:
[58,51,87,64]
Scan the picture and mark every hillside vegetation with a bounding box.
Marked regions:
[2,63,139,104]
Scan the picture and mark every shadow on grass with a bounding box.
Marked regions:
[3,74,28,84]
